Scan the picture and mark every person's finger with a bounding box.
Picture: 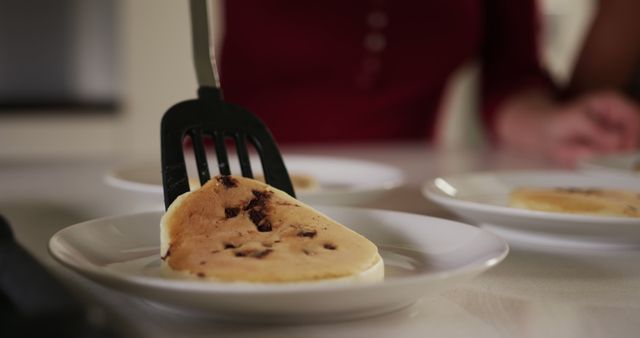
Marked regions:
[586,95,640,149]
[584,104,622,131]
[615,103,640,149]
[550,143,597,168]
[560,110,623,152]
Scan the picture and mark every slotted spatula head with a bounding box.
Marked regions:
[160,0,294,209]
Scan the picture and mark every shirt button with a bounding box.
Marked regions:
[362,56,381,74]
[363,32,386,53]
[367,11,388,29]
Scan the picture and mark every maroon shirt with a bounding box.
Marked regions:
[220,0,549,143]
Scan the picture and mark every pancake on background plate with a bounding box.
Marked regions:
[509,187,640,218]
[160,175,383,283]
[188,173,319,192]
[255,173,320,192]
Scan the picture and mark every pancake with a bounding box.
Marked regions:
[189,173,319,192]
[160,175,383,283]
[509,187,640,218]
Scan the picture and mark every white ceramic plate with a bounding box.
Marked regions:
[424,171,640,250]
[49,206,507,323]
[579,152,640,180]
[104,155,404,206]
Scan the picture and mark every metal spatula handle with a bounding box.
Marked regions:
[190,0,220,89]
[161,0,296,208]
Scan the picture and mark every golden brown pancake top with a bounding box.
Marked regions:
[161,175,380,282]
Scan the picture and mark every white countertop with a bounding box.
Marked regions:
[2,142,640,338]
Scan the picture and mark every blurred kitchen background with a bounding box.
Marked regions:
[0,0,595,160]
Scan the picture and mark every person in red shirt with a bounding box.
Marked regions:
[219,0,640,166]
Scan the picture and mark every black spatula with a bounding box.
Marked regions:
[161,0,295,209]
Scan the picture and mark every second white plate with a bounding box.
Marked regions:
[579,152,640,181]
[105,155,404,206]
[424,170,640,250]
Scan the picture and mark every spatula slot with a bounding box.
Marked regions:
[181,133,201,190]
[234,132,254,179]
[188,129,211,186]
[212,131,231,176]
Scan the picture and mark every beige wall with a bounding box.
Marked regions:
[0,0,222,160]
[0,0,593,159]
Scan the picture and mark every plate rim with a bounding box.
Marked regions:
[423,170,640,225]
[104,155,406,197]
[579,151,640,177]
[48,207,508,295]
